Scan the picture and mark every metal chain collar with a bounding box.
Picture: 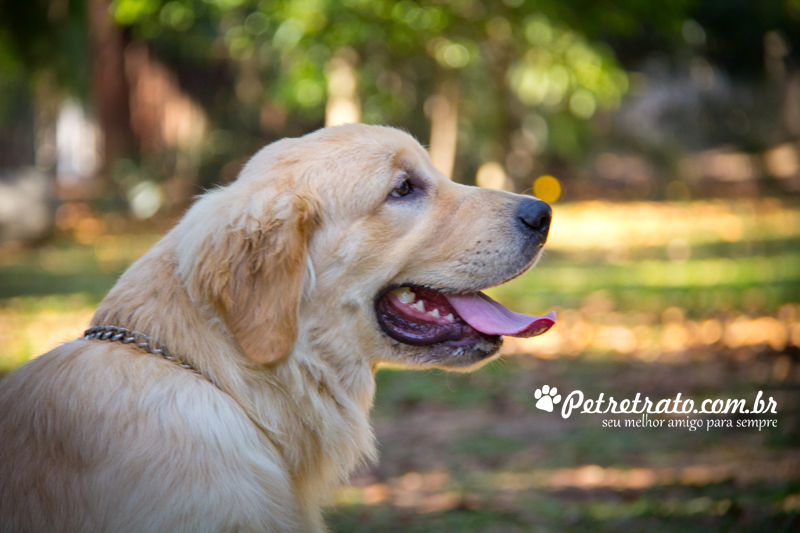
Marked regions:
[83,325,215,385]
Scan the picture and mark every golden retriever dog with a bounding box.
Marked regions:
[0,124,555,532]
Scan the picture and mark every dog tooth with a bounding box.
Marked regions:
[444,313,454,322]
[429,308,440,318]
[413,300,425,312]
[393,287,416,304]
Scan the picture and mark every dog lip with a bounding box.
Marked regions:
[374,284,498,347]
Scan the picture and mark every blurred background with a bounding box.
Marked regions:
[1,0,800,530]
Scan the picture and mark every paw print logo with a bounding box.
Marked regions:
[534,385,561,413]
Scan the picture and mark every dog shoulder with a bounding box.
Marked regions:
[0,341,311,533]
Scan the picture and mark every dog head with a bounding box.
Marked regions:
[181,124,554,370]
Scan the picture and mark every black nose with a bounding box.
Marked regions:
[516,198,552,241]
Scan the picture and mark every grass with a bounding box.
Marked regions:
[332,351,800,532]
[327,485,800,533]
[0,234,158,300]
[490,252,800,316]
[1,199,799,531]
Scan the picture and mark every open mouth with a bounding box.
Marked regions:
[375,285,556,348]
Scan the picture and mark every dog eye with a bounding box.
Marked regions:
[390,179,414,198]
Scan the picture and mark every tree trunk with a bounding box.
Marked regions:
[325,49,361,127]
[87,0,135,174]
[426,79,459,180]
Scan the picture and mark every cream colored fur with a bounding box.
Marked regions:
[0,124,545,532]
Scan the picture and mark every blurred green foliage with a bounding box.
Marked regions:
[0,1,89,93]
[0,1,678,178]
[2,0,800,190]
[103,0,643,166]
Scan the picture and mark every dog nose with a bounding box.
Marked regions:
[516,198,552,241]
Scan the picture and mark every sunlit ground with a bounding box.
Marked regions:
[1,199,799,531]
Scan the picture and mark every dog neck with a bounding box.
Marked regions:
[92,230,378,507]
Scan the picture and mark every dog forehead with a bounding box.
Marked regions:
[305,125,435,194]
[311,123,423,151]
[325,127,429,178]
[251,125,428,178]
[234,125,441,220]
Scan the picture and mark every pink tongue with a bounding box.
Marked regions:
[444,292,556,337]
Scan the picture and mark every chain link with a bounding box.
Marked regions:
[83,326,213,385]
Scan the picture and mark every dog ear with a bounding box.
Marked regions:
[184,189,319,364]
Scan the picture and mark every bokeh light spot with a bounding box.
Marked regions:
[476,162,508,190]
[296,79,324,107]
[534,175,561,203]
[245,12,269,35]
[569,89,596,119]
[127,181,163,220]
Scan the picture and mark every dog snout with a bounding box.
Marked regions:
[516,198,552,243]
